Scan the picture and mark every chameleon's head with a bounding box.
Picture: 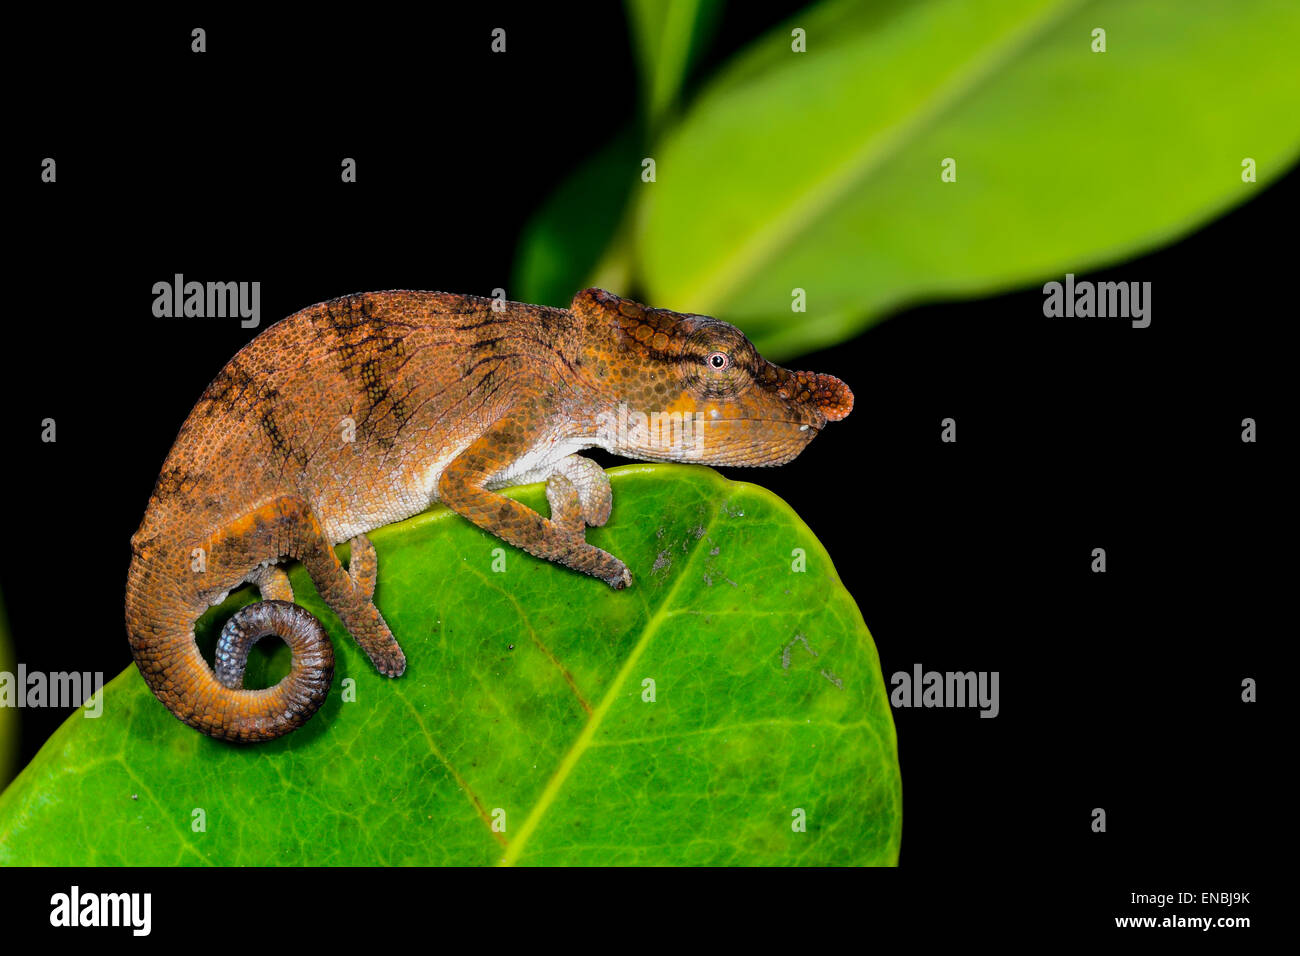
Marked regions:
[571,289,852,466]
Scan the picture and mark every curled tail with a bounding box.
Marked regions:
[126,555,334,742]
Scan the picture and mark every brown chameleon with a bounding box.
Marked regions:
[126,289,853,741]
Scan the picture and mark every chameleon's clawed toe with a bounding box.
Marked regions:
[604,561,633,590]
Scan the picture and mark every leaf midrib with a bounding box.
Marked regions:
[499,489,722,865]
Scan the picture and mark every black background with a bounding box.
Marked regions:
[4,4,1280,934]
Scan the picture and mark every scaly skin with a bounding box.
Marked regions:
[125,288,853,741]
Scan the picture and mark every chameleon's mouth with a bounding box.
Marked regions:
[681,416,825,467]
[606,414,820,468]
[710,416,822,429]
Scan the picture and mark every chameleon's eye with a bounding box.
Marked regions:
[706,351,731,371]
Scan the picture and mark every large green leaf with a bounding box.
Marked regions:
[634,0,1300,358]
[513,1,723,309]
[0,465,899,866]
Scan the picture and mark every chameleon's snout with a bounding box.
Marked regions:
[796,370,853,422]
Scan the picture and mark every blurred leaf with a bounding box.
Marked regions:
[514,1,724,306]
[512,128,640,307]
[634,0,1300,358]
[627,0,725,132]
[0,466,899,866]
[0,594,14,790]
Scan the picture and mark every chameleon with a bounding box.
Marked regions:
[126,288,853,742]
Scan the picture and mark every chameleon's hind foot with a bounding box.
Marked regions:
[337,594,406,678]
[365,642,407,678]
[342,535,404,676]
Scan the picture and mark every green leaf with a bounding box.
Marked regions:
[512,1,724,307]
[633,0,1300,358]
[0,465,899,866]
[511,127,641,308]
[626,0,724,132]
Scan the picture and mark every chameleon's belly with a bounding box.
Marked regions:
[310,437,475,544]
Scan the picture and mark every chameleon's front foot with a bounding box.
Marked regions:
[596,555,633,590]
[439,431,633,591]
[552,454,613,527]
[547,467,632,590]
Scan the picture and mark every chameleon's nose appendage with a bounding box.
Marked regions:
[794,371,854,422]
[761,362,854,423]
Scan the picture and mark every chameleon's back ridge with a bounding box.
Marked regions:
[126,288,852,741]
